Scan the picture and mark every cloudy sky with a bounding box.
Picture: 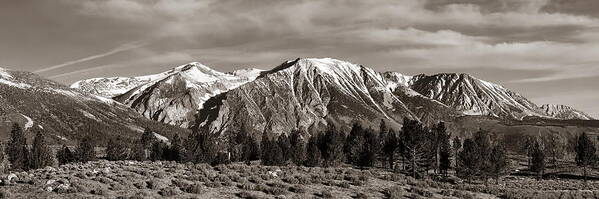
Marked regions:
[1,0,598,117]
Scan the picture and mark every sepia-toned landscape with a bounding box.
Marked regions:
[1,1,599,199]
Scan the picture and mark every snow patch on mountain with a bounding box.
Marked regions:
[229,68,264,80]
[0,69,32,89]
[21,114,33,130]
[79,109,100,122]
[0,79,32,89]
[153,132,169,143]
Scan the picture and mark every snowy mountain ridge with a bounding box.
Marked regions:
[71,58,594,130]
[540,104,594,120]
[73,62,262,128]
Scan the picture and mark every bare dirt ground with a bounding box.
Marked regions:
[0,160,598,199]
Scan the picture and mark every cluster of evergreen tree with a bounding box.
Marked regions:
[21,115,595,185]
[5,124,53,171]
[455,130,510,184]
[56,134,97,165]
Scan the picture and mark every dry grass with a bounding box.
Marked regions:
[0,160,598,198]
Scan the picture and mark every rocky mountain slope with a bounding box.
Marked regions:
[72,58,594,133]
[195,58,460,137]
[540,104,594,120]
[403,73,544,119]
[0,67,188,144]
[73,63,262,128]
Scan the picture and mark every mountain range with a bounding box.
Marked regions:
[69,58,592,135]
[0,68,189,144]
[1,58,594,143]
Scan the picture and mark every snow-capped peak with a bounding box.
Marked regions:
[298,58,364,75]
[0,67,13,78]
[383,72,413,88]
[540,104,594,120]
[229,68,265,80]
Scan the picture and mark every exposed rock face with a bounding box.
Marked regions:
[71,58,595,133]
[74,63,261,128]
[114,63,257,128]
[195,58,459,137]
[408,73,546,119]
[0,68,187,143]
[540,104,594,120]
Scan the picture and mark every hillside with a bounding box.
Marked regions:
[195,58,460,138]
[0,68,189,144]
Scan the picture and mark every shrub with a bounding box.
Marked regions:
[205,181,222,188]
[337,181,351,189]
[184,183,203,194]
[451,190,476,199]
[159,187,180,197]
[238,182,256,190]
[321,190,334,198]
[237,191,264,199]
[295,174,311,185]
[384,186,407,199]
[410,187,433,198]
[288,185,306,193]
[0,189,11,199]
[355,192,368,199]
[283,176,300,184]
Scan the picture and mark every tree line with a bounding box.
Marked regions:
[2,119,598,183]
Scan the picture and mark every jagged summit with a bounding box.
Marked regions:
[195,57,460,136]
[72,58,595,130]
[540,104,594,120]
[0,68,187,143]
[408,72,544,119]
[73,62,260,128]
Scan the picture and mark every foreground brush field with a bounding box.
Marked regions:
[0,161,598,199]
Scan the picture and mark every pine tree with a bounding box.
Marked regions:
[132,129,157,161]
[489,141,509,184]
[522,135,535,171]
[437,124,451,177]
[141,129,157,147]
[456,130,492,182]
[150,142,165,161]
[185,128,218,165]
[344,123,365,165]
[452,137,462,169]
[399,118,435,179]
[131,142,147,161]
[76,135,96,162]
[357,128,379,169]
[289,130,306,166]
[456,138,477,182]
[57,144,75,165]
[242,135,260,165]
[318,126,345,167]
[378,119,388,167]
[261,134,284,166]
[543,134,564,167]
[6,123,29,171]
[277,134,291,163]
[106,136,130,161]
[575,132,596,182]
[530,139,545,180]
[30,129,53,169]
[168,134,184,162]
[305,135,322,167]
[434,122,451,176]
[382,129,399,169]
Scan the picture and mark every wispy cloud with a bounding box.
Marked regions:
[35,41,147,73]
